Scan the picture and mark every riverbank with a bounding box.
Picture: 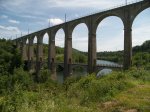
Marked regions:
[0,68,149,112]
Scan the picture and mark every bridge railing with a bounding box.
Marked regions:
[97,63,123,68]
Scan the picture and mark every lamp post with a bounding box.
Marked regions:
[27,24,29,34]
[126,0,127,5]
[65,14,66,23]
[48,18,50,27]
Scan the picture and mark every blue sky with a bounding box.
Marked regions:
[0,0,150,51]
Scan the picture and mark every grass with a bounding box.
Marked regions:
[0,68,150,112]
[114,84,150,112]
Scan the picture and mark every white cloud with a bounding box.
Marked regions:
[55,41,64,48]
[0,25,21,39]
[48,18,64,26]
[133,25,150,46]
[21,15,37,19]
[75,14,79,18]
[43,33,49,44]
[0,0,149,50]
[9,19,20,24]
[0,15,8,19]
[1,0,26,7]
[0,0,135,20]
[55,29,65,47]
[72,36,88,51]
[47,0,130,8]
[0,25,20,32]
[97,31,124,52]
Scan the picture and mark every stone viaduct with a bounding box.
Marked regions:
[13,0,150,80]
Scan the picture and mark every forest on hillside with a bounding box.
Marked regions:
[32,44,87,63]
[40,40,150,69]
[97,40,150,64]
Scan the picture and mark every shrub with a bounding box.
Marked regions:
[0,74,11,94]
[67,72,134,105]
[128,68,150,82]
[12,68,33,89]
[38,69,51,83]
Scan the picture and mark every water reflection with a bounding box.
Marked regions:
[56,60,121,83]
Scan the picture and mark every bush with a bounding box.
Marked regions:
[67,72,134,105]
[38,69,51,83]
[0,74,11,94]
[128,68,150,82]
[12,68,33,89]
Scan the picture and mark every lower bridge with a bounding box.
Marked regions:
[57,63,123,71]
[26,60,123,73]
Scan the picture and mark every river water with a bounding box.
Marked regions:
[57,60,122,83]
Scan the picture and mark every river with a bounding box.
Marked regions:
[57,60,122,83]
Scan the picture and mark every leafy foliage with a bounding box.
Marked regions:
[0,39,150,112]
[0,68,149,112]
[0,39,22,74]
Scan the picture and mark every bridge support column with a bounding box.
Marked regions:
[88,18,97,74]
[36,36,43,62]
[28,38,34,71]
[21,39,28,61]
[124,11,132,70]
[48,31,57,80]
[16,41,22,54]
[64,24,72,79]
[36,35,43,82]
[16,41,20,49]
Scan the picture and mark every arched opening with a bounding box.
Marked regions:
[55,28,65,80]
[96,16,124,68]
[42,33,49,63]
[22,38,29,70]
[33,36,37,61]
[26,39,29,59]
[132,8,150,68]
[55,28,65,63]
[72,23,88,76]
[56,64,64,83]
[72,23,88,63]
[72,66,87,77]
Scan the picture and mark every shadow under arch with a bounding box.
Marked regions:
[33,36,37,61]
[26,38,29,59]
[56,64,64,83]
[96,16,124,66]
[56,64,64,72]
[72,65,88,77]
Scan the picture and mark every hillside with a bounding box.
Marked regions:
[0,39,150,112]
[38,44,88,63]
[97,40,150,67]
[0,68,150,112]
[133,40,150,53]
[31,40,150,69]
[41,40,150,64]
[30,40,150,65]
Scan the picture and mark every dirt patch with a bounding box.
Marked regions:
[124,109,137,112]
[102,101,118,108]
